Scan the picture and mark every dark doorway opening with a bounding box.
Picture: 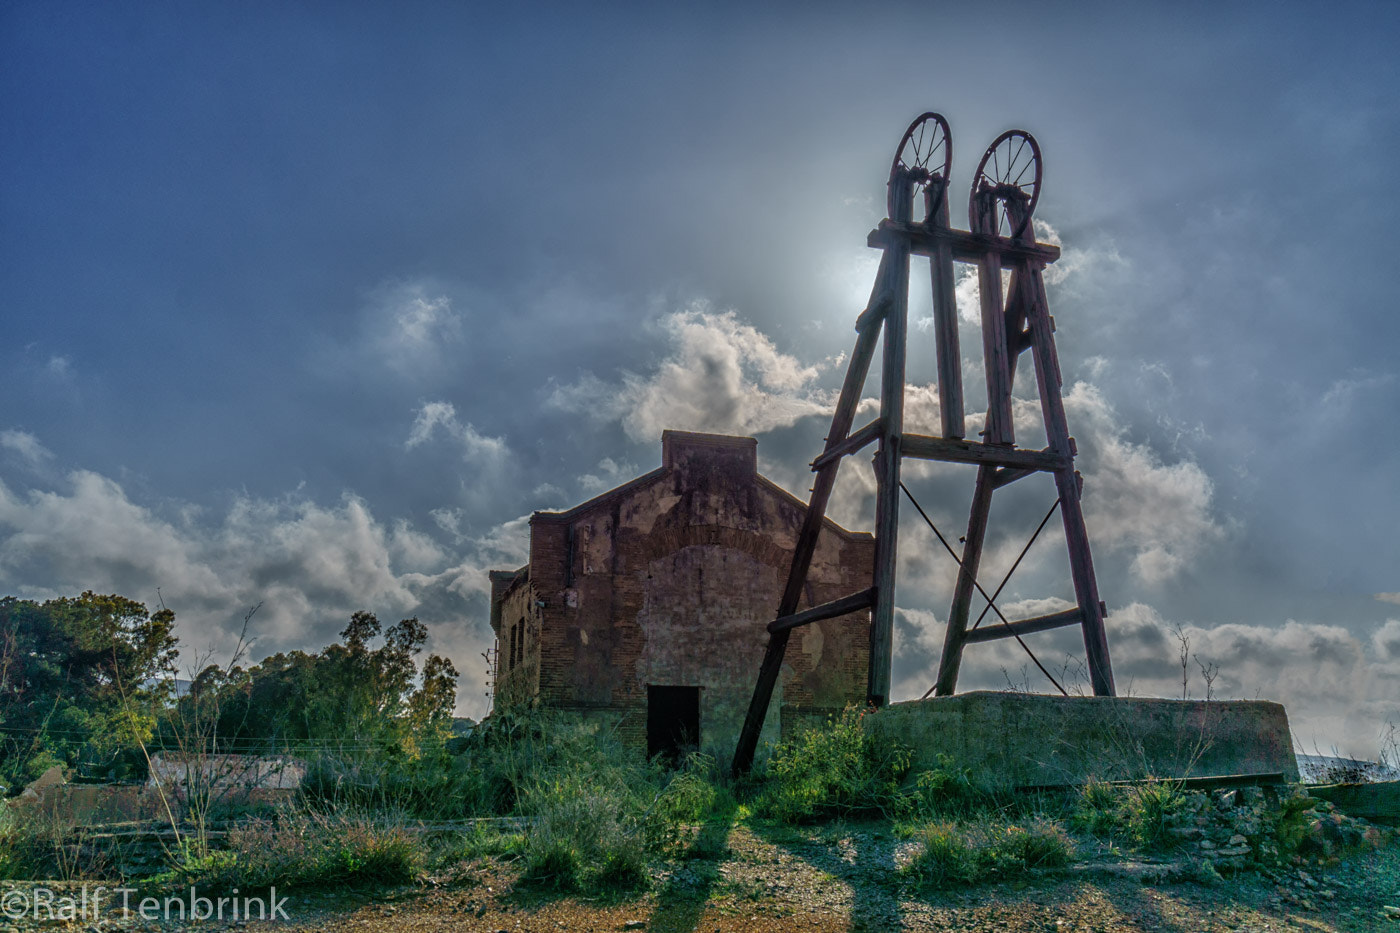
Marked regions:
[647,685,700,765]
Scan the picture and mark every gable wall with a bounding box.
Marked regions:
[518,433,873,758]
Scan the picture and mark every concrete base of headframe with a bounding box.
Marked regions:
[862,691,1299,788]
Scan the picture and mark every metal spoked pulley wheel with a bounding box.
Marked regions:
[888,112,952,219]
[969,130,1041,238]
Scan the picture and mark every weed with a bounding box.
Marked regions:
[172,809,422,890]
[1071,779,1125,836]
[902,817,1075,889]
[753,707,911,823]
[1123,779,1185,850]
[0,807,117,881]
[1271,791,1320,857]
[1071,777,1186,850]
[518,773,651,893]
[430,823,523,866]
[907,754,984,818]
[903,822,977,885]
[1003,818,1076,869]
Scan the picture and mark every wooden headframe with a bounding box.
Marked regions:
[731,114,1115,776]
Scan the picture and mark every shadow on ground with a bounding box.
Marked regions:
[647,798,741,933]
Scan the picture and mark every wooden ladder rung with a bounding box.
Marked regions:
[768,587,877,634]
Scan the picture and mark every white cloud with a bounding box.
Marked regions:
[1318,370,1396,417]
[1104,610,1400,760]
[0,430,53,470]
[1065,381,1225,584]
[313,280,465,385]
[372,284,463,377]
[1377,593,1400,606]
[0,460,532,721]
[406,400,509,466]
[549,304,833,442]
[1035,219,1128,290]
[579,457,638,494]
[954,264,982,326]
[430,507,465,540]
[1374,619,1400,661]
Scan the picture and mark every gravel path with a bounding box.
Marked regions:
[3,825,1395,932]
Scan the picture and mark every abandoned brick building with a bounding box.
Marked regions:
[489,430,873,761]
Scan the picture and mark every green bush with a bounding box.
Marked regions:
[646,754,734,857]
[0,813,42,880]
[653,756,722,824]
[430,822,523,866]
[1271,791,1321,858]
[908,754,984,817]
[754,707,911,823]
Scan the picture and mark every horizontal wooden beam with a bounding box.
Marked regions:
[868,220,1061,268]
[901,434,1068,472]
[768,587,876,634]
[811,419,882,471]
[963,607,1083,644]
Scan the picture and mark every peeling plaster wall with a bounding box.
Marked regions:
[490,432,873,759]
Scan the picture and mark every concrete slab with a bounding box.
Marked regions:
[863,691,1299,788]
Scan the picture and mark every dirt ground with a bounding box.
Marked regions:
[6,823,1394,933]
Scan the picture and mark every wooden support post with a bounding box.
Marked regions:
[730,252,893,776]
[926,179,964,439]
[1010,198,1114,697]
[1024,262,1114,696]
[972,193,1015,446]
[867,171,913,708]
[932,463,996,696]
[1002,267,1033,360]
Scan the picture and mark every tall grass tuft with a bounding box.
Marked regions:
[1122,779,1185,850]
[907,754,986,818]
[518,774,649,892]
[754,707,911,823]
[902,818,1075,889]
[179,809,422,890]
[1071,778,1125,836]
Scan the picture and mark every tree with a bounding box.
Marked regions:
[167,611,459,759]
[0,592,176,792]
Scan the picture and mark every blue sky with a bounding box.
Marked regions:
[3,2,1398,755]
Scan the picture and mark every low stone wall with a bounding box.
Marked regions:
[863,691,1299,787]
